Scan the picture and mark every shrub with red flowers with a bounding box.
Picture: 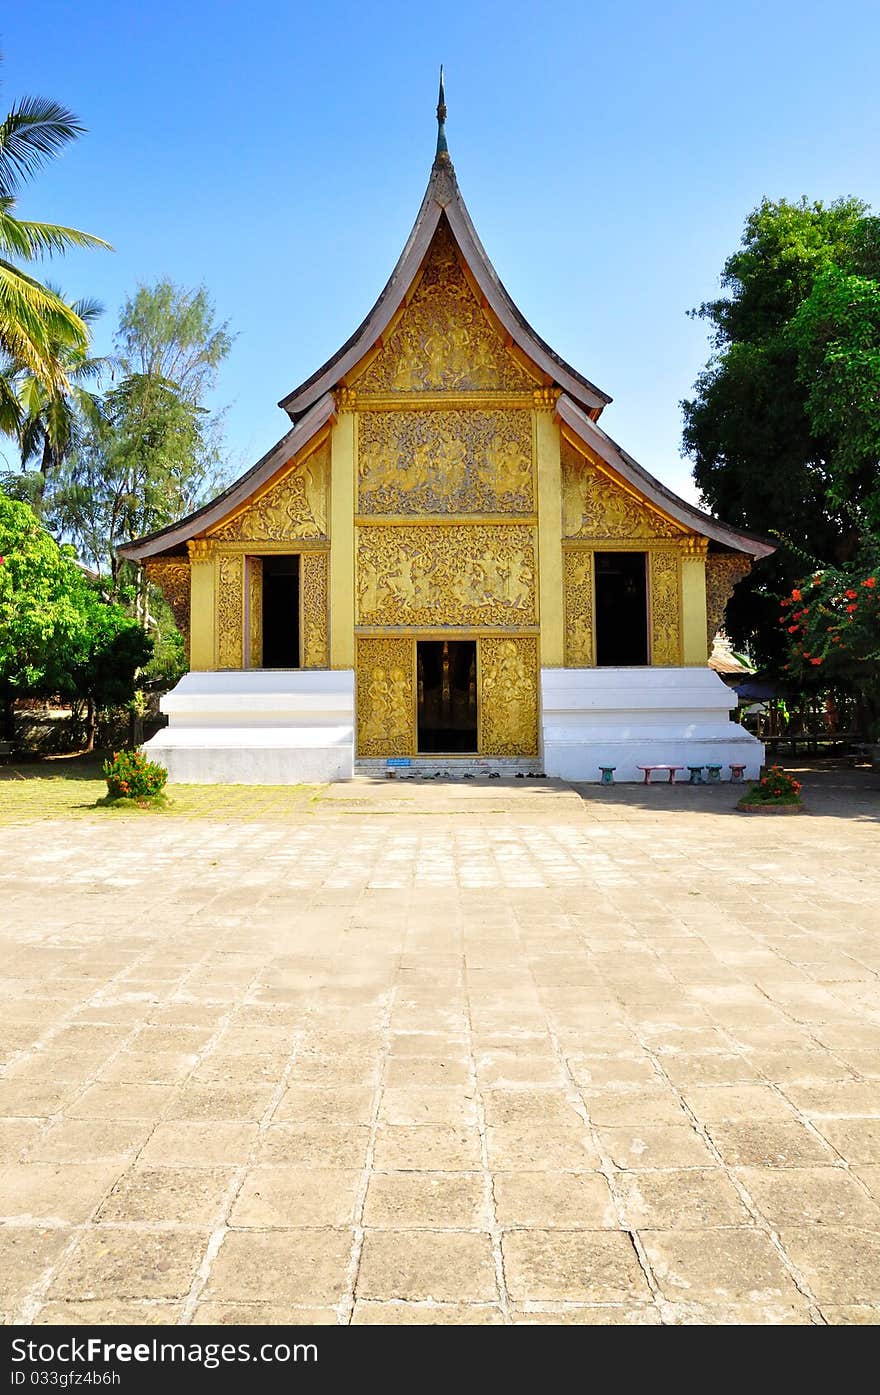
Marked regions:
[778,545,880,736]
[740,765,803,807]
[103,749,168,802]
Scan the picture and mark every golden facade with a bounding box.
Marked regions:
[141,214,760,762]
[355,225,535,396]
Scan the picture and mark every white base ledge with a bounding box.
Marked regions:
[148,670,355,784]
[541,666,764,782]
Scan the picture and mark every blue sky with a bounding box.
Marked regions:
[2,1,878,502]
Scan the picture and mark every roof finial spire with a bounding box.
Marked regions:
[434,65,450,166]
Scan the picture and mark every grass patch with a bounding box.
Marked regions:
[94,793,171,812]
[0,760,321,822]
[738,786,802,808]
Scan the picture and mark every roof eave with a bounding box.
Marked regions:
[117,394,336,561]
[555,394,776,559]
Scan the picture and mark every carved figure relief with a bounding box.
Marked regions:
[210,443,328,542]
[480,636,539,757]
[358,409,534,515]
[355,224,535,394]
[706,553,751,646]
[564,551,594,667]
[357,524,537,628]
[356,637,414,757]
[649,550,682,665]
[562,441,680,540]
[301,551,329,669]
[247,557,263,668]
[144,558,190,654]
[217,553,244,668]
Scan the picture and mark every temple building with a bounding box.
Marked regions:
[120,81,771,783]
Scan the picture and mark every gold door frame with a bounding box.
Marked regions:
[356,632,539,759]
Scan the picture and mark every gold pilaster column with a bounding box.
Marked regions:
[187,540,217,670]
[329,405,355,668]
[681,538,709,666]
[535,397,563,666]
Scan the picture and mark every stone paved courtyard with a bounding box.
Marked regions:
[1,769,879,1326]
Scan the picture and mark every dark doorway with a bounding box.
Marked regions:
[262,555,300,668]
[595,551,649,666]
[417,640,477,753]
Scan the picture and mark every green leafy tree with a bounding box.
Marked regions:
[48,373,215,586]
[47,282,232,603]
[0,489,150,743]
[116,279,233,404]
[682,197,877,669]
[789,227,880,535]
[0,62,109,430]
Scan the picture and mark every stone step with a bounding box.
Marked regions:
[354,756,545,780]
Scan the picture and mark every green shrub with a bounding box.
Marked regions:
[739,765,803,806]
[103,749,167,801]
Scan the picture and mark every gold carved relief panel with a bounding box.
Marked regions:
[480,636,539,757]
[301,551,329,669]
[563,551,594,667]
[217,553,244,668]
[356,637,415,758]
[562,441,681,540]
[355,225,534,394]
[209,442,328,543]
[358,409,534,516]
[144,558,190,654]
[247,557,262,668]
[706,553,751,646]
[357,524,537,629]
[649,550,682,665]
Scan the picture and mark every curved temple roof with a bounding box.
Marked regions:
[120,100,774,563]
[278,156,612,423]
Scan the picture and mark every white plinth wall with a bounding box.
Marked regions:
[541,667,764,783]
[146,666,763,785]
[144,671,355,784]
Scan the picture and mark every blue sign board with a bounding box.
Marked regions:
[386,757,412,768]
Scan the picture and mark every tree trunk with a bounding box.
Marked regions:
[85,698,96,754]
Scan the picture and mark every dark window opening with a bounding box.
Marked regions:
[261,555,300,668]
[595,551,649,666]
[417,640,477,753]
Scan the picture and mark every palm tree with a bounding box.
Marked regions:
[0,73,110,432]
[15,292,107,478]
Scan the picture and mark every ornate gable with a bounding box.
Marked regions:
[561,440,684,541]
[353,223,536,394]
[207,441,329,543]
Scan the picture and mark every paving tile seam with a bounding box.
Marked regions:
[176,965,311,1326]
[628,1028,827,1323]
[463,954,512,1325]
[337,982,398,1327]
[536,979,664,1314]
[11,934,239,1324]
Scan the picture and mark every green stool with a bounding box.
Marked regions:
[599,766,616,785]
[687,766,704,784]
[706,764,722,782]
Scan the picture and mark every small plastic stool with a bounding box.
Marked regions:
[687,766,705,784]
[706,764,722,782]
[599,766,616,785]
[729,764,746,782]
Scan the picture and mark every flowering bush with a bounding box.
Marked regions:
[103,749,167,802]
[778,548,880,736]
[779,558,880,678]
[740,765,803,806]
